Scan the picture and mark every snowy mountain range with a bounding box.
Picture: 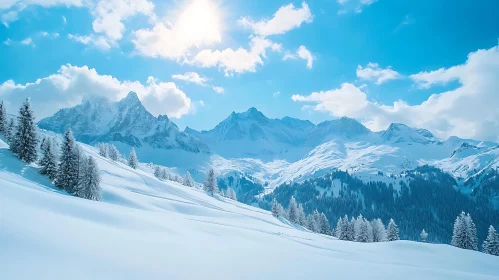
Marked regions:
[38,92,209,153]
[38,92,499,192]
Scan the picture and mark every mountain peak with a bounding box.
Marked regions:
[122,91,140,102]
[382,123,435,144]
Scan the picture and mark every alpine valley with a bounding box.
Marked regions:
[38,92,499,243]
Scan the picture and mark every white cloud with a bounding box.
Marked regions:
[337,0,378,14]
[39,31,60,38]
[190,36,281,75]
[273,91,280,97]
[0,64,192,119]
[91,0,155,41]
[283,45,314,69]
[409,66,463,89]
[0,0,83,26]
[68,34,113,50]
[132,0,221,60]
[172,72,208,86]
[292,43,499,142]
[238,2,313,37]
[20,37,34,46]
[356,62,401,85]
[3,38,12,45]
[212,86,224,94]
[62,15,66,24]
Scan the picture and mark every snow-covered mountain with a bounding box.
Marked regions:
[38,97,499,192]
[38,92,209,153]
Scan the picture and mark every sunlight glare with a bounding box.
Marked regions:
[176,0,222,46]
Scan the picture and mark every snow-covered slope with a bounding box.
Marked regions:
[1,139,498,280]
[38,92,209,153]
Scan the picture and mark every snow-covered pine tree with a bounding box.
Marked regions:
[226,187,237,200]
[354,214,364,241]
[128,147,138,169]
[287,196,298,223]
[160,168,168,180]
[203,168,218,196]
[108,144,119,161]
[6,118,15,143]
[386,218,400,241]
[11,98,38,163]
[371,219,386,242]
[271,198,281,217]
[482,225,499,256]
[0,100,7,136]
[154,166,161,178]
[356,218,370,242]
[335,217,343,238]
[347,217,356,241]
[307,210,321,233]
[98,143,109,158]
[319,213,330,235]
[451,212,467,249]
[56,129,80,194]
[183,171,195,187]
[366,218,374,242]
[297,204,306,226]
[75,156,102,201]
[465,213,478,251]
[420,229,428,243]
[39,137,58,180]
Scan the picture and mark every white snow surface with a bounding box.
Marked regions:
[1,139,499,280]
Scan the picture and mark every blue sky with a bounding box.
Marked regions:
[1,0,499,141]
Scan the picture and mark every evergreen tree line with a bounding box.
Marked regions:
[0,99,101,201]
[260,167,499,245]
[451,211,499,256]
[97,142,138,169]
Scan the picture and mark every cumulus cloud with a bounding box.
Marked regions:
[132,0,221,60]
[238,2,313,37]
[212,86,224,94]
[172,72,208,86]
[0,64,192,119]
[190,36,281,75]
[20,37,34,46]
[284,45,314,69]
[337,0,377,14]
[356,62,402,85]
[0,0,83,26]
[292,43,499,142]
[68,34,112,50]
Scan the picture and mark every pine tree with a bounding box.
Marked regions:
[108,144,119,161]
[39,137,58,180]
[76,156,102,201]
[356,218,370,242]
[6,118,15,143]
[183,171,195,187]
[203,168,218,196]
[154,166,161,178]
[307,210,321,232]
[226,187,237,200]
[0,100,7,136]
[452,212,478,250]
[482,225,499,256]
[11,98,38,163]
[371,219,386,242]
[56,129,80,194]
[335,217,343,238]
[366,219,374,242]
[386,218,400,241]
[319,213,330,235]
[160,168,168,180]
[98,143,109,158]
[347,217,356,241]
[420,229,428,243]
[297,204,306,226]
[271,198,281,217]
[128,147,138,169]
[287,196,298,223]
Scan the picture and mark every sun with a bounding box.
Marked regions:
[176,0,222,47]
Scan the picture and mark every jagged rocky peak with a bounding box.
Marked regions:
[310,117,370,142]
[38,92,210,153]
[381,123,436,144]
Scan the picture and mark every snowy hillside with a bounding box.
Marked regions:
[1,138,498,280]
[38,92,209,153]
